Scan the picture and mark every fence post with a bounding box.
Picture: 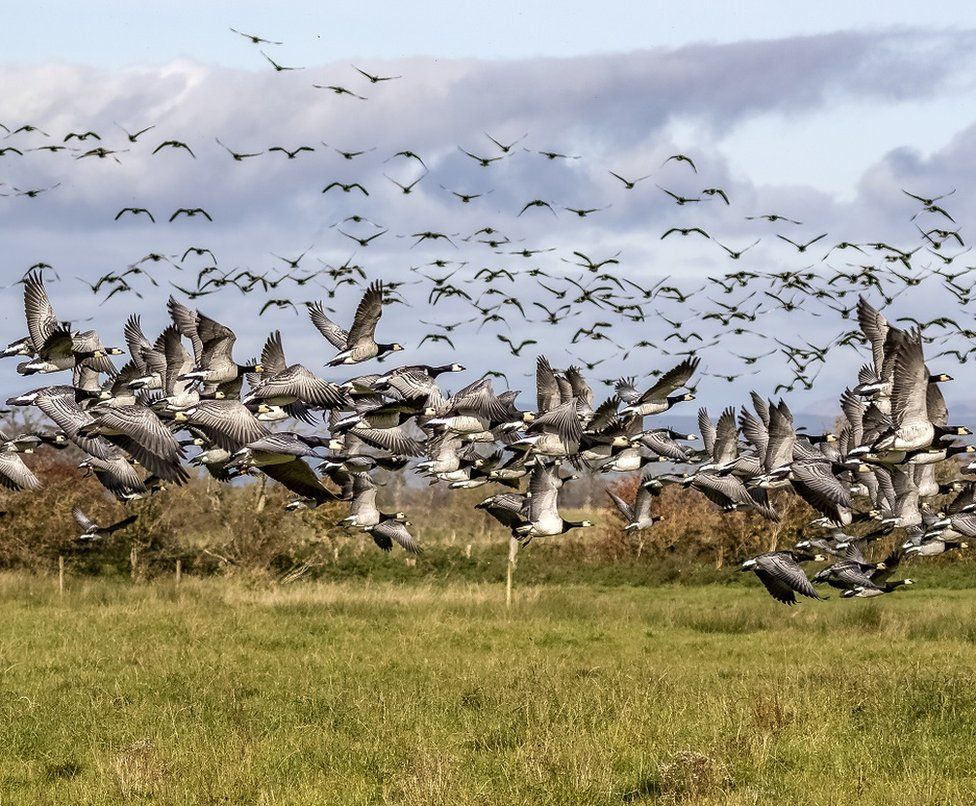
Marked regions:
[130,545,138,581]
[505,536,519,609]
[255,474,268,514]
[58,555,64,597]
[175,559,182,586]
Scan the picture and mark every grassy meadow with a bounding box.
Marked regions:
[2,571,976,804]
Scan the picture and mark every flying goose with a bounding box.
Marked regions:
[72,506,137,540]
[342,473,407,528]
[348,421,425,457]
[17,326,123,376]
[372,363,465,400]
[425,379,520,436]
[841,579,914,597]
[167,297,262,396]
[0,445,41,491]
[740,551,826,605]
[173,399,269,453]
[616,357,698,417]
[872,332,936,453]
[142,325,200,412]
[232,432,329,468]
[811,544,887,592]
[515,399,584,458]
[8,385,116,460]
[476,492,528,533]
[606,479,663,531]
[123,315,154,380]
[416,433,466,476]
[186,436,236,481]
[690,471,778,521]
[77,405,188,483]
[308,281,404,365]
[698,406,739,470]
[259,455,338,507]
[78,455,151,501]
[366,519,421,554]
[513,463,592,542]
[13,271,67,359]
[788,459,855,526]
[243,331,346,416]
[535,355,572,413]
[636,428,695,462]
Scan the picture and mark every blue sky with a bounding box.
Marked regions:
[3,9,976,415]
[7,3,975,65]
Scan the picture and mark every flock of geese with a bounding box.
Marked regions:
[3,29,975,603]
[0,269,971,604]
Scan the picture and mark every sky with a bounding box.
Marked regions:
[3,5,976,420]
[7,3,976,64]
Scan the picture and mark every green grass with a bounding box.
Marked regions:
[2,573,976,804]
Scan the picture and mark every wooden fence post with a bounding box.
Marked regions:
[58,555,64,596]
[255,475,268,514]
[505,536,519,609]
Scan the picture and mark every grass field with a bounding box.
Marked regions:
[2,573,976,804]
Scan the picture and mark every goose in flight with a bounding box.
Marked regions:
[606,478,664,531]
[72,506,137,540]
[307,281,404,366]
[243,331,347,417]
[513,463,592,542]
[740,551,826,605]
[616,357,699,417]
